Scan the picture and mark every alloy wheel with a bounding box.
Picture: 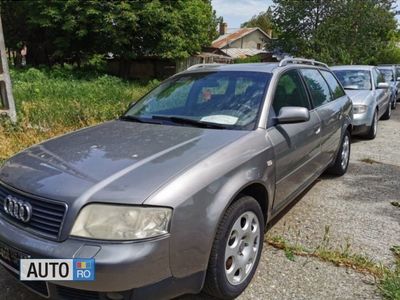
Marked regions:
[341,135,350,170]
[224,211,261,286]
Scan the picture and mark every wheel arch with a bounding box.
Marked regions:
[231,182,269,226]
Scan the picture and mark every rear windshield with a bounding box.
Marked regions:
[333,70,372,90]
[124,71,271,130]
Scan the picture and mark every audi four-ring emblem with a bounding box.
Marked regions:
[3,195,32,223]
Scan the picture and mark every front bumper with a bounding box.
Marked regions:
[0,216,201,299]
[352,110,373,127]
[2,266,204,300]
[352,125,370,135]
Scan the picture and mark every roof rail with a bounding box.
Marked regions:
[186,63,225,71]
[278,57,328,68]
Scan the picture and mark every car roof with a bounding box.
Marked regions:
[181,63,278,74]
[180,62,329,75]
[330,65,375,71]
[377,65,393,70]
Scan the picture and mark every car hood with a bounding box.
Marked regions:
[0,121,248,207]
[345,90,373,104]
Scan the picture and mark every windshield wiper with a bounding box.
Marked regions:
[119,115,162,125]
[151,115,228,129]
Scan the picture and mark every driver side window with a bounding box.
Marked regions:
[268,70,310,127]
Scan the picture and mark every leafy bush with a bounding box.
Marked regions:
[234,55,262,64]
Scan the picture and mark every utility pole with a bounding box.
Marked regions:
[0,14,16,123]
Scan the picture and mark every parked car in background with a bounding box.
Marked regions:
[0,58,352,300]
[331,65,391,139]
[377,65,398,109]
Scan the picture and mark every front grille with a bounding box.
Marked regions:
[0,183,67,240]
[57,286,100,300]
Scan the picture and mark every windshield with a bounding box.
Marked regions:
[123,71,271,130]
[378,68,394,82]
[333,70,372,90]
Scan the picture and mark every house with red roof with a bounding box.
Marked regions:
[209,23,274,60]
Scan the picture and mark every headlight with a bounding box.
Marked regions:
[70,204,172,240]
[353,105,367,114]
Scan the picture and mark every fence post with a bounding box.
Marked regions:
[0,15,16,123]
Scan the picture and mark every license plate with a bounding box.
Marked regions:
[0,241,30,272]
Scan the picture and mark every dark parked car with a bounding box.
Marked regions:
[0,58,352,300]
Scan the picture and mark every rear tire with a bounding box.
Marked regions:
[327,130,351,176]
[365,110,378,140]
[203,196,264,299]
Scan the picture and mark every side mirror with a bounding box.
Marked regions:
[276,106,310,124]
[377,82,389,89]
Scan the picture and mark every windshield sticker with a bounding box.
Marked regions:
[201,115,238,125]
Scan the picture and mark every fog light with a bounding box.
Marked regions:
[106,292,124,300]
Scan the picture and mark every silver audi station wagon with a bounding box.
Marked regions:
[331,65,391,139]
[0,58,352,300]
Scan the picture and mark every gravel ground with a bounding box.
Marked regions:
[1,109,399,300]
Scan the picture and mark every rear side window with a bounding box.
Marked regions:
[320,70,346,99]
[300,69,333,107]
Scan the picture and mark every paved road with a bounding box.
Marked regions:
[1,109,400,300]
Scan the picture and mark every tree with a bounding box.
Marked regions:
[271,0,398,64]
[272,0,340,58]
[0,0,217,67]
[126,0,216,59]
[241,8,274,36]
[315,0,397,64]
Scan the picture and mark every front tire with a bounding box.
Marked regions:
[327,130,351,176]
[365,110,378,140]
[203,196,264,299]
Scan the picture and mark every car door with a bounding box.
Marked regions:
[300,68,342,165]
[372,68,390,116]
[267,69,322,211]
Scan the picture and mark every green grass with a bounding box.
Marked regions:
[267,235,385,277]
[0,67,157,161]
[380,246,400,300]
[268,234,400,299]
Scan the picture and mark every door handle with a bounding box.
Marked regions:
[314,127,321,135]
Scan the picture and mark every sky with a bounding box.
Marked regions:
[212,0,400,29]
